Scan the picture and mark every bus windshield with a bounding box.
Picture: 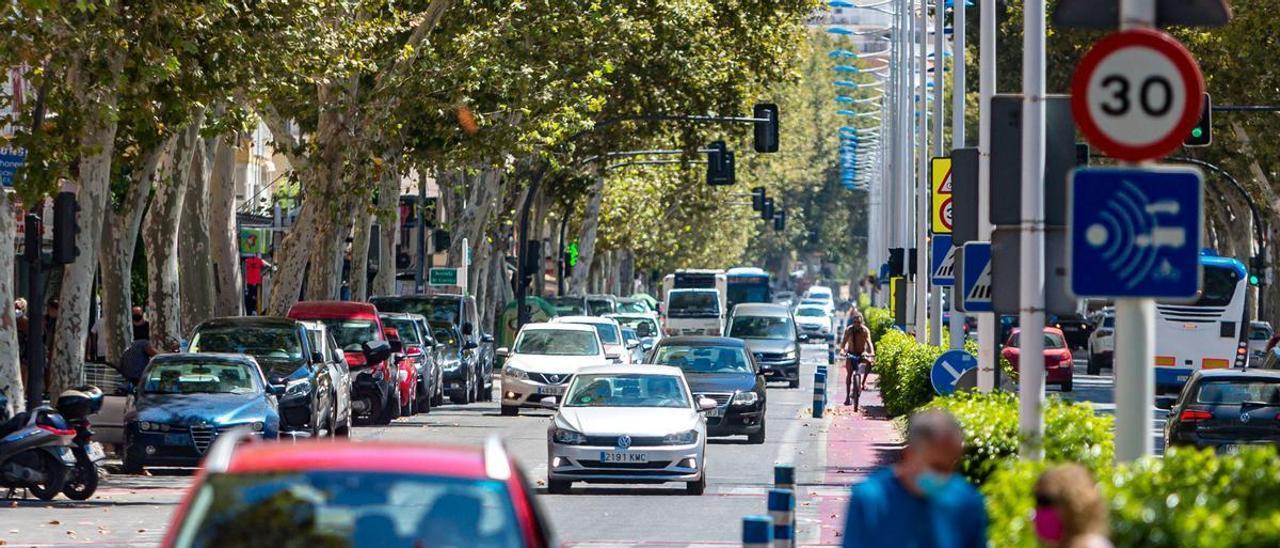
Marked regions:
[667,291,720,318]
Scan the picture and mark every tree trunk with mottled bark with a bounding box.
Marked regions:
[570,176,606,295]
[51,82,122,398]
[371,165,401,297]
[208,134,241,317]
[0,191,22,417]
[143,114,205,351]
[349,204,373,301]
[178,134,216,335]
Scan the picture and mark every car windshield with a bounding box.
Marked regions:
[371,296,462,325]
[1101,316,1115,328]
[318,320,380,352]
[563,374,690,408]
[546,297,586,316]
[667,291,719,316]
[616,301,650,314]
[612,317,657,338]
[651,344,753,374]
[1194,379,1280,405]
[430,323,459,347]
[1008,333,1067,349]
[141,361,259,395]
[381,318,421,345]
[729,315,794,339]
[1250,325,1273,340]
[587,299,615,316]
[513,330,601,356]
[171,471,521,548]
[795,307,825,318]
[189,326,303,363]
[564,321,620,344]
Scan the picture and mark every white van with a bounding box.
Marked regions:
[664,288,724,336]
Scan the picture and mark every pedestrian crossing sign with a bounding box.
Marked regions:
[931,157,953,234]
[960,242,992,312]
[931,235,955,285]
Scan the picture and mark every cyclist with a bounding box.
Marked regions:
[839,311,874,408]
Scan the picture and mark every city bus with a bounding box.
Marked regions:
[726,267,772,311]
[1154,253,1250,392]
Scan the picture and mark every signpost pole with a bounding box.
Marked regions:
[949,0,967,351]
[928,0,945,347]
[1115,0,1157,463]
[1018,0,1048,459]
[976,0,998,391]
[461,237,470,297]
[915,0,930,343]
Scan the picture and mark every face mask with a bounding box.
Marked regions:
[133,314,144,322]
[1033,507,1065,542]
[914,471,954,498]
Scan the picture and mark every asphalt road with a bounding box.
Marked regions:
[0,343,845,547]
[1060,349,1168,455]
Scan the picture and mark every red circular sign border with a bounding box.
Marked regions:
[1070,28,1205,163]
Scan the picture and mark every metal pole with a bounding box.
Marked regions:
[928,0,945,345]
[949,0,967,350]
[1018,0,1047,460]
[24,214,45,411]
[915,0,929,343]
[976,0,998,391]
[1115,0,1157,463]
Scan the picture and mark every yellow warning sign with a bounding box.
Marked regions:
[931,157,953,234]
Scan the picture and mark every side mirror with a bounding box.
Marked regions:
[496,347,510,358]
[362,340,392,364]
[268,384,287,396]
[605,352,621,362]
[388,339,404,354]
[642,342,653,351]
[464,340,479,350]
[1155,396,1177,410]
[539,396,559,410]
[697,397,718,412]
[481,333,494,343]
[626,340,640,350]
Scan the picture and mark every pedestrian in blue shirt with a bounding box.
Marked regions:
[842,409,988,548]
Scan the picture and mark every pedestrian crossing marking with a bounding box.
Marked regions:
[934,245,956,279]
[966,261,992,302]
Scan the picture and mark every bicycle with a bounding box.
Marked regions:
[838,351,873,411]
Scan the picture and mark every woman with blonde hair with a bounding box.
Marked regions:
[1033,464,1113,548]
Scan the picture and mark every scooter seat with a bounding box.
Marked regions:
[0,412,29,438]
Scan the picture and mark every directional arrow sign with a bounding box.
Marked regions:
[931,350,978,395]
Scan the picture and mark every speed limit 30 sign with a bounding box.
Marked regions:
[1070,29,1204,162]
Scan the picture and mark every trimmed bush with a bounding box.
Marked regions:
[864,306,894,342]
[983,447,1280,548]
[925,391,1113,484]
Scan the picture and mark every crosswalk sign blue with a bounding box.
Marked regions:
[1069,167,1203,298]
[931,350,977,395]
[960,242,991,312]
[931,235,955,285]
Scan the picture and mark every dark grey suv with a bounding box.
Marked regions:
[725,303,802,388]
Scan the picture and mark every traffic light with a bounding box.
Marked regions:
[705,141,736,185]
[1185,93,1211,147]
[52,191,79,265]
[753,103,780,153]
[432,229,451,251]
[773,210,786,231]
[751,186,766,211]
[760,198,774,221]
[1249,254,1264,285]
[807,228,820,244]
[908,247,918,277]
[888,248,905,277]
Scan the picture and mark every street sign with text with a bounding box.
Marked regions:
[429,267,460,286]
[1068,167,1203,298]
[1070,29,1204,162]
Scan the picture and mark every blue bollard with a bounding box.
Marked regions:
[774,464,795,492]
[827,341,836,364]
[813,371,827,418]
[743,515,774,548]
[768,489,796,548]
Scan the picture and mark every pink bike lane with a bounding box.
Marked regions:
[812,368,903,546]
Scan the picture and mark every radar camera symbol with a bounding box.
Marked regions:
[1083,180,1188,289]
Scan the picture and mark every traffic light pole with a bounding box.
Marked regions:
[949,0,967,351]
[976,0,998,392]
[23,213,46,411]
[1018,0,1048,460]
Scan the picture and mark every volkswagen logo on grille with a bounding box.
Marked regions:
[616,434,632,449]
[1241,413,1251,424]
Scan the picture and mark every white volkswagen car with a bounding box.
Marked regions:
[544,365,715,495]
[498,323,616,416]
[553,316,636,364]
[793,304,833,341]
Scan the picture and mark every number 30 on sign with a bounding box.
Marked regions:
[1070,29,1204,163]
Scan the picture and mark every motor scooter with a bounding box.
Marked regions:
[56,386,105,500]
[0,394,77,500]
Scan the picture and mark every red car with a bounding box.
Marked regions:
[288,301,417,423]
[1002,327,1075,391]
[162,435,553,547]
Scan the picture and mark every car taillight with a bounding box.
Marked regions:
[1178,409,1213,423]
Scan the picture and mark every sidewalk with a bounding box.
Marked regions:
[814,367,903,546]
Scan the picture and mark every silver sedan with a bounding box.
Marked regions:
[544,365,716,495]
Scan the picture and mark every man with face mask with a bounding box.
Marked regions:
[841,409,987,548]
[131,306,151,341]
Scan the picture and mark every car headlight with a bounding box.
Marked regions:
[662,430,698,445]
[552,427,587,445]
[782,349,798,360]
[285,379,312,398]
[138,421,172,432]
[731,391,759,406]
[504,365,529,381]
[225,421,266,432]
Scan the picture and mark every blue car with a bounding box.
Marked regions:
[123,353,282,473]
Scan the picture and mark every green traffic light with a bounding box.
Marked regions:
[1191,127,1203,138]
[1250,274,1260,285]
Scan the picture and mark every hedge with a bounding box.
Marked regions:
[983,447,1280,547]
[924,391,1113,484]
